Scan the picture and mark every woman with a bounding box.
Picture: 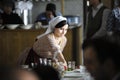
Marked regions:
[25,16,68,67]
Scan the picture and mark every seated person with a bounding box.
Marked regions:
[35,3,62,25]
[1,2,23,24]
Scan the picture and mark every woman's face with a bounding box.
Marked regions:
[46,11,54,19]
[54,24,68,37]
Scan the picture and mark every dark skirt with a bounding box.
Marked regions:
[25,48,42,66]
[25,48,52,67]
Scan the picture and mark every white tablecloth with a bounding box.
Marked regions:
[61,70,94,80]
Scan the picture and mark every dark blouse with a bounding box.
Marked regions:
[1,12,23,24]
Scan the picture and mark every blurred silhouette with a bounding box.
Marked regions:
[0,65,39,80]
[33,65,60,80]
[82,36,120,80]
[13,68,39,80]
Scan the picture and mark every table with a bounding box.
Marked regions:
[61,70,94,80]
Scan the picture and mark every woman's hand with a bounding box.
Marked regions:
[57,53,67,67]
[52,59,67,71]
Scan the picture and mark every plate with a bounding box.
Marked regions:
[64,72,83,78]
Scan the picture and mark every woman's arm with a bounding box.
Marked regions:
[46,34,67,66]
[57,52,67,66]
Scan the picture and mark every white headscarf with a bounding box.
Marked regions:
[36,16,67,39]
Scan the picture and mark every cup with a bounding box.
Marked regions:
[71,61,76,70]
[67,61,72,71]
[80,65,86,73]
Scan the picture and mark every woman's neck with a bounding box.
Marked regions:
[53,33,61,42]
[53,32,60,38]
[54,35,61,40]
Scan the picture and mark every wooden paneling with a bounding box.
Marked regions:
[0,29,73,65]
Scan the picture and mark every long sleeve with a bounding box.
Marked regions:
[48,35,67,56]
[33,33,67,59]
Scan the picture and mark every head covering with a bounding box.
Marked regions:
[55,20,67,28]
[36,16,67,39]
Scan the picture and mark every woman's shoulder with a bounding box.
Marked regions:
[43,33,55,42]
[46,33,54,39]
[47,33,67,41]
[62,36,67,40]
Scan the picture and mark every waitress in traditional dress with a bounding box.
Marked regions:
[25,16,68,67]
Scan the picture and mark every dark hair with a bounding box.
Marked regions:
[46,3,56,17]
[82,37,120,70]
[33,65,60,80]
[46,3,56,11]
[55,20,67,28]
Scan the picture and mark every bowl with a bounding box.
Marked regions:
[64,15,80,26]
[20,24,33,29]
[6,24,19,29]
